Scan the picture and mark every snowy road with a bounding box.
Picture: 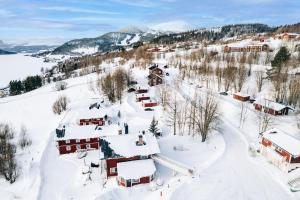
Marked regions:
[169,84,297,200]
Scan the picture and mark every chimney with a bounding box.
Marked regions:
[136,135,146,146]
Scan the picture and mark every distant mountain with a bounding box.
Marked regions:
[274,23,300,34]
[51,29,167,55]
[0,40,57,53]
[0,49,16,55]
[151,23,274,44]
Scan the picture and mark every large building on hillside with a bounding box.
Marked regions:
[148,65,164,86]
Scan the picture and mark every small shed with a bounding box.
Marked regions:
[233,93,250,102]
[142,100,158,108]
[136,94,150,102]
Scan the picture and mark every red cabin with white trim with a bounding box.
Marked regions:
[142,99,158,108]
[233,93,250,102]
[260,128,300,172]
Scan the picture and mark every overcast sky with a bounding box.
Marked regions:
[0,0,299,45]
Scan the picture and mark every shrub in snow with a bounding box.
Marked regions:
[52,96,69,115]
[55,81,68,91]
[18,125,32,149]
[0,123,18,184]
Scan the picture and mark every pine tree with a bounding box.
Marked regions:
[149,117,159,137]
[267,47,290,79]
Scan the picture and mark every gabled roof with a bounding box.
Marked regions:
[55,124,121,141]
[262,128,300,157]
[101,133,160,158]
[233,92,250,98]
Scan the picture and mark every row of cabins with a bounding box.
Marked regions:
[233,93,292,116]
[224,44,270,53]
[135,85,158,108]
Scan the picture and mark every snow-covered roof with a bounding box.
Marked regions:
[254,99,287,111]
[102,133,160,157]
[56,124,121,140]
[117,159,156,179]
[142,99,157,104]
[136,93,149,98]
[55,125,100,140]
[233,92,250,98]
[78,108,107,120]
[262,128,300,157]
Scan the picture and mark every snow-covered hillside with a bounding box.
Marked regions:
[0,54,56,88]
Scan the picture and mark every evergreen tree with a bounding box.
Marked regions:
[9,80,23,96]
[267,47,290,79]
[149,117,159,137]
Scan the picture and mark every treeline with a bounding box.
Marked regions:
[151,23,274,44]
[9,75,42,96]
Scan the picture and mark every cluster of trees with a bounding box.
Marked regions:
[100,68,128,103]
[165,90,219,142]
[9,75,42,96]
[152,24,273,44]
[52,96,69,115]
[0,124,31,184]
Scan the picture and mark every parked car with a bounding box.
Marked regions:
[219,91,228,96]
[127,88,136,93]
[249,98,256,103]
[144,108,154,111]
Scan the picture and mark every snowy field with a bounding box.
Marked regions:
[0,54,56,88]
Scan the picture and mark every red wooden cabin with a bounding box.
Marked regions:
[78,109,107,126]
[253,99,291,116]
[142,100,158,107]
[136,94,150,102]
[117,159,156,187]
[55,125,100,155]
[260,128,300,172]
[100,133,160,187]
[233,93,250,102]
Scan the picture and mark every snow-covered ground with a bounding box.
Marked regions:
[0,38,300,199]
[0,54,56,88]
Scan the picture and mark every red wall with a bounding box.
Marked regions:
[79,118,104,126]
[106,156,140,177]
[57,138,99,155]
[143,102,158,107]
[137,96,150,102]
[262,137,291,162]
[233,94,249,102]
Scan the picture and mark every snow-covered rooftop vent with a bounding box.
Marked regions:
[136,135,146,146]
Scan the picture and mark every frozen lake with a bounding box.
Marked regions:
[0,54,55,88]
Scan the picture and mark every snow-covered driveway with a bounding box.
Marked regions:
[170,118,295,200]
[169,83,297,200]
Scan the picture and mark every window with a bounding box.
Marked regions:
[86,138,90,142]
[86,144,91,149]
[110,167,117,174]
[132,178,140,184]
[66,146,71,151]
[66,140,70,144]
[76,139,80,143]
[76,144,81,150]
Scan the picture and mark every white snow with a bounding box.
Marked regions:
[255,98,287,111]
[0,54,55,88]
[262,128,300,156]
[55,125,100,140]
[102,133,160,157]
[117,159,156,179]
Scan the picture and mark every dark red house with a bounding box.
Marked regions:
[100,133,160,187]
[253,99,291,116]
[78,109,106,126]
[142,99,158,108]
[55,125,101,155]
[233,93,250,102]
[260,128,300,172]
[148,65,164,86]
[136,94,150,102]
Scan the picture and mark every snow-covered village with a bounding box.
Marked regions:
[1,1,300,200]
